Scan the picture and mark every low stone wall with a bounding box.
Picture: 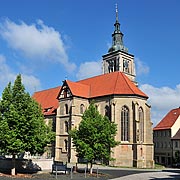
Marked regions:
[0,158,53,173]
[32,158,53,170]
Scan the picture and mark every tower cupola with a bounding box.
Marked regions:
[108,4,128,53]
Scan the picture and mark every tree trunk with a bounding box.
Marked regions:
[11,154,16,175]
[89,161,93,174]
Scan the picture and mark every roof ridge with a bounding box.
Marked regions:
[33,86,61,93]
[121,73,135,94]
[113,72,119,94]
[77,72,114,84]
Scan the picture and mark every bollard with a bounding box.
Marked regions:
[55,166,57,179]
[97,167,98,178]
[85,167,87,178]
[71,167,73,179]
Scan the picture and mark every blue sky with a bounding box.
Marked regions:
[0,0,180,126]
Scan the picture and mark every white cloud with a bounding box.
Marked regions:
[0,55,15,84]
[21,74,41,94]
[0,19,76,73]
[140,84,180,126]
[135,58,149,75]
[0,54,41,95]
[76,61,102,80]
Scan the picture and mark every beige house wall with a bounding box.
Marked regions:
[171,116,180,137]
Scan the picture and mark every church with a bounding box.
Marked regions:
[33,7,154,168]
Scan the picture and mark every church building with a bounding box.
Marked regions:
[33,7,154,168]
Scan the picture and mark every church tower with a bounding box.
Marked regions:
[102,5,136,84]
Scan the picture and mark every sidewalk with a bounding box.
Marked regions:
[37,164,180,180]
[69,163,180,180]
[110,170,180,180]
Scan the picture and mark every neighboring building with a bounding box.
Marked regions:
[153,107,180,166]
[33,7,154,168]
[172,129,180,164]
[32,86,61,158]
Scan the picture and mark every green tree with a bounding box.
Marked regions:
[70,102,119,174]
[0,74,54,175]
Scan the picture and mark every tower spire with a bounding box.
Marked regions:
[108,4,128,53]
[115,3,119,23]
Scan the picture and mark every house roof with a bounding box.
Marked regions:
[172,128,180,140]
[33,72,148,116]
[154,107,180,130]
[66,80,90,98]
[32,86,61,116]
[65,71,148,98]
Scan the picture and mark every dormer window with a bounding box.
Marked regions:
[44,107,52,113]
[44,108,50,112]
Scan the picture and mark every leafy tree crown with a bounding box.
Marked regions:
[0,74,54,155]
[70,101,119,163]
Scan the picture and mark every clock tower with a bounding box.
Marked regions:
[102,5,137,84]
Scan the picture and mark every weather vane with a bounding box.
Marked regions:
[115,3,118,21]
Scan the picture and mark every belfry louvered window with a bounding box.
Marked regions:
[121,106,129,141]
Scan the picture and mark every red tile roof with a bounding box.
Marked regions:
[154,107,180,130]
[66,71,148,98]
[33,72,148,116]
[66,80,90,98]
[32,86,61,116]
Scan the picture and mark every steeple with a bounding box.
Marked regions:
[108,4,128,53]
[102,4,137,84]
[115,4,118,22]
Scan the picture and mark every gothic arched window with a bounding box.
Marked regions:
[64,139,68,151]
[65,104,68,114]
[121,106,129,141]
[65,121,68,133]
[139,107,144,142]
[105,105,111,121]
[80,104,84,114]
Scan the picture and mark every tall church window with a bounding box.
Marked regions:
[105,105,111,121]
[95,105,98,110]
[139,107,144,142]
[80,104,84,114]
[121,106,129,141]
[64,139,68,151]
[65,104,68,114]
[65,121,68,133]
